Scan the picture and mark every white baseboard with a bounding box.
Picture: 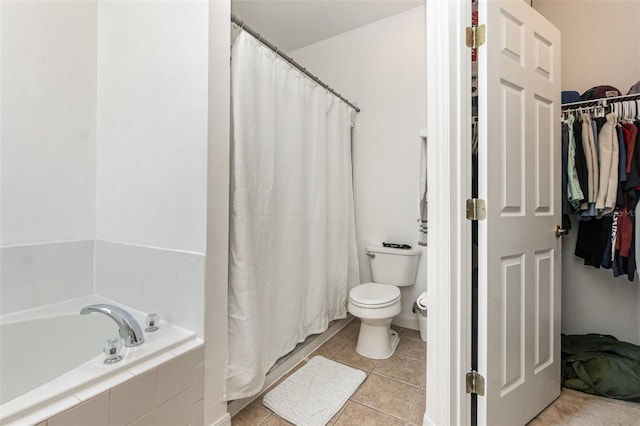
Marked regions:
[210,413,231,426]
[392,312,419,330]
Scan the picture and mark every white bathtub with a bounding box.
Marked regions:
[0,295,200,425]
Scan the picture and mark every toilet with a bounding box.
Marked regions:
[348,245,421,359]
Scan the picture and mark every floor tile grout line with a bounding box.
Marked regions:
[254,412,273,426]
[405,377,424,426]
[351,373,418,423]
[370,371,423,388]
[349,399,410,423]
[393,353,426,363]
[368,371,421,388]
[349,369,375,402]
[324,354,377,375]
[372,354,426,387]
[330,400,350,425]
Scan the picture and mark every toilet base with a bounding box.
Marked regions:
[355,321,400,360]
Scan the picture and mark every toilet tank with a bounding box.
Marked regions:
[366,245,422,287]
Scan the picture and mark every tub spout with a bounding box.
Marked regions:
[80,304,145,347]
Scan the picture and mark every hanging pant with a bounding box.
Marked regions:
[595,113,619,215]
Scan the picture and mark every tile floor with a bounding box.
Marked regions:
[230,318,426,425]
[527,388,640,426]
[231,319,640,426]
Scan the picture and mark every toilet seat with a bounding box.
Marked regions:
[349,283,400,308]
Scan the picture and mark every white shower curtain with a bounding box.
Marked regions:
[225,32,361,400]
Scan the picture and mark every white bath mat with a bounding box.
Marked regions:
[262,355,366,426]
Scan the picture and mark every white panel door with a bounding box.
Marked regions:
[477,1,561,425]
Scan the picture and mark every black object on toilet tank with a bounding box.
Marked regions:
[382,242,412,250]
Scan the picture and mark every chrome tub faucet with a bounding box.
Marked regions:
[80,304,145,347]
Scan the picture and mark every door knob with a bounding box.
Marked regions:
[554,225,568,238]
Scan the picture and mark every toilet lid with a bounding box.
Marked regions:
[349,283,400,308]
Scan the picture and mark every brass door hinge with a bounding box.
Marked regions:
[466,199,486,221]
[466,24,486,48]
[466,370,485,395]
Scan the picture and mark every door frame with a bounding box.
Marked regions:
[424,0,473,425]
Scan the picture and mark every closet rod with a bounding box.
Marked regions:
[231,14,361,113]
[562,93,640,110]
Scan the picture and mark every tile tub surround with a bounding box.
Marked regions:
[230,321,427,426]
[0,240,94,315]
[95,240,205,337]
[8,343,205,426]
[0,240,205,337]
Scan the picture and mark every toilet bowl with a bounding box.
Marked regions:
[348,283,401,359]
[348,245,421,359]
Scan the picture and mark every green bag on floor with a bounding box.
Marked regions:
[562,334,640,401]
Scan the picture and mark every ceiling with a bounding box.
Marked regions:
[231,0,424,52]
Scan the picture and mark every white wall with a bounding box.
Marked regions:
[290,6,428,327]
[534,0,640,95]
[534,0,640,344]
[0,0,97,246]
[204,1,232,423]
[561,225,640,344]
[96,0,209,254]
[0,1,97,313]
[95,1,229,423]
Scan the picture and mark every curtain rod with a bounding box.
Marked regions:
[562,93,640,110]
[231,14,361,113]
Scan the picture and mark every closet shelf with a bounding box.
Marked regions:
[562,93,640,110]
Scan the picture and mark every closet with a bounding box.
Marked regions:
[533,0,640,404]
[561,94,640,279]
[533,0,640,347]
[424,1,640,423]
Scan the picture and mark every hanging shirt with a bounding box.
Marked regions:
[566,115,585,209]
[573,119,589,210]
[561,122,572,230]
[582,113,599,204]
[622,122,638,175]
[624,121,640,188]
[575,114,600,218]
[616,126,628,208]
[601,210,617,269]
[615,206,633,258]
[619,125,629,182]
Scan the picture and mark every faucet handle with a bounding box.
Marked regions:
[103,337,123,364]
[145,313,159,332]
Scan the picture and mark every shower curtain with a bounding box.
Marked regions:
[225,32,361,400]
